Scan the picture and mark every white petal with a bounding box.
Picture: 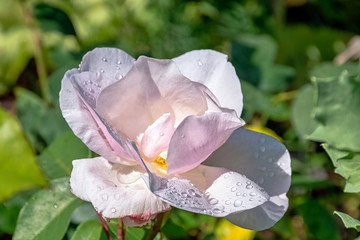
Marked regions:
[203,128,291,229]
[79,47,135,88]
[70,157,170,220]
[173,50,243,116]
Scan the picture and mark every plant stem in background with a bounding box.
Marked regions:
[117,218,125,240]
[145,212,165,240]
[19,1,50,104]
[96,212,112,240]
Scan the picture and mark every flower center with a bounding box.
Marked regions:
[152,151,168,174]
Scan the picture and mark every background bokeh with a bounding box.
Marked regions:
[1,0,360,239]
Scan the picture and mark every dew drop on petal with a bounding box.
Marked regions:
[116,66,120,70]
[102,57,107,62]
[223,174,229,179]
[260,146,266,152]
[243,193,247,197]
[114,193,121,200]
[188,189,196,196]
[260,137,265,143]
[231,187,237,192]
[209,198,218,205]
[159,132,164,136]
[100,69,105,73]
[197,60,203,66]
[236,182,242,186]
[115,72,123,80]
[267,158,273,163]
[268,172,275,177]
[234,200,243,207]
[250,192,257,196]
[117,60,122,65]
[180,133,185,138]
[180,200,185,205]
[246,184,253,189]
[249,198,254,201]
[236,192,241,196]
[225,200,231,205]
[111,208,116,213]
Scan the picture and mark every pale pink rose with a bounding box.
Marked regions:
[59,48,291,230]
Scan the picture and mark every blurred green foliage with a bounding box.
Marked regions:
[1,0,360,239]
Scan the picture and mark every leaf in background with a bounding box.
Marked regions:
[0,106,45,202]
[308,71,360,152]
[162,219,188,240]
[15,88,69,152]
[70,220,102,240]
[297,200,340,240]
[108,219,146,240]
[0,27,34,95]
[38,131,90,180]
[240,81,289,121]
[310,62,360,78]
[0,189,37,234]
[71,202,98,225]
[232,34,294,92]
[334,211,360,232]
[33,3,76,36]
[13,177,82,240]
[291,84,318,139]
[323,144,360,193]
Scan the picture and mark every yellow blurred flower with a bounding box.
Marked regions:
[216,219,256,240]
[243,125,282,142]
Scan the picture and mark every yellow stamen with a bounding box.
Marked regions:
[152,151,168,173]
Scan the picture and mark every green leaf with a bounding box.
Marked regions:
[0,106,45,202]
[33,3,77,36]
[15,88,69,152]
[70,220,102,240]
[38,131,90,180]
[310,62,360,79]
[323,144,360,193]
[308,71,360,152]
[334,211,360,231]
[13,177,82,240]
[291,84,318,138]
[297,200,340,240]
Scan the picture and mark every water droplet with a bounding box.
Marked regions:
[249,198,254,201]
[181,192,188,198]
[180,133,185,138]
[83,81,87,85]
[260,146,266,152]
[115,72,123,80]
[250,192,257,196]
[197,60,203,66]
[260,137,265,143]
[229,171,234,174]
[102,57,107,62]
[213,209,221,214]
[236,192,241,196]
[243,193,247,197]
[236,182,242,186]
[231,187,237,192]
[180,200,186,205]
[254,152,259,159]
[115,194,121,200]
[188,189,196,196]
[53,203,58,209]
[111,208,116,213]
[246,184,253,189]
[280,162,285,166]
[97,185,104,190]
[246,181,251,185]
[159,132,164,136]
[89,88,94,93]
[224,174,229,179]
[100,69,105,73]
[259,166,267,171]
[234,200,243,207]
[209,198,218,205]
[268,172,274,177]
[116,66,120,70]
[267,158,273,163]
[117,60,122,65]
[102,194,108,201]
[225,200,231,205]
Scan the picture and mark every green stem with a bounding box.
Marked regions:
[145,213,165,240]
[96,212,112,240]
[20,1,50,104]
[118,218,125,240]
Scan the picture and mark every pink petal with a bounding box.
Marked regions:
[145,57,208,126]
[173,50,243,117]
[96,57,172,140]
[60,70,133,165]
[70,157,170,220]
[79,47,135,88]
[166,112,244,175]
[140,113,175,159]
[203,128,291,230]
